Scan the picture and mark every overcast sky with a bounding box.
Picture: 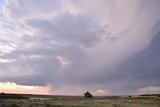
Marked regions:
[0,0,160,95]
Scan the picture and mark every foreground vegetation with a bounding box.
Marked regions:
[0,93,160,107]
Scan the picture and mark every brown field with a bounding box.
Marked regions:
[0,94,160,107]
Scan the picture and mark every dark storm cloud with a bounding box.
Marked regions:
[121,32,160,87]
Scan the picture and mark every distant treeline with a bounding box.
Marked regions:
[0,93,28,99]
[140,94,160,97]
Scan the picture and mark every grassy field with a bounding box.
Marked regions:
[0,94,160,107]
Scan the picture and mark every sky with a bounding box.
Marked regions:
[0,0,4,13]
[0,0,160,95]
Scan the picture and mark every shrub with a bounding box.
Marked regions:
[44,103,52,107]
[83,91,93,98]
[0,102,7,107]
[9,103,20,107]
[28,104,34,107]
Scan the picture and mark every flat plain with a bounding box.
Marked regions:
[0,94,160,107]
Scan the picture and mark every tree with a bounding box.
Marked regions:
[83,91,93,98]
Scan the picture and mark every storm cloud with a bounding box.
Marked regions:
[0,0,160,95]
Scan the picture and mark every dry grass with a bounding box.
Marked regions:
[0,95,160,107]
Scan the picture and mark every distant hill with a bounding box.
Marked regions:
[0,93,28,99]
[140,94,160,97]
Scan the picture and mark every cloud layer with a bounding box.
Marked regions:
[0,0,160,95]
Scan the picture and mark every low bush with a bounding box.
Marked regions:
[9,103,20,107]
